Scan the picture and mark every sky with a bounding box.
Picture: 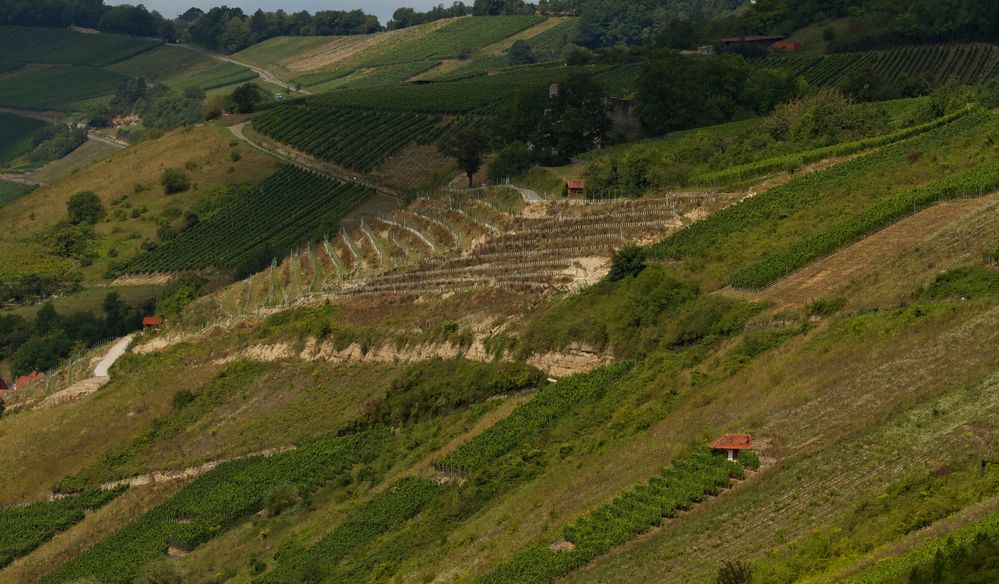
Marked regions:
[107,1,445,25]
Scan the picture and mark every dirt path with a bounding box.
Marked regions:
[172,43,311,96]
[85,133,127,149]
[760,193,999,309]
[0,173,45,186]
[94,335,133,377]
[33,335,134,409]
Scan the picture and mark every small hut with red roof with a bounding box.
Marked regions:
[14,371,44,392]
[710,433,753,461]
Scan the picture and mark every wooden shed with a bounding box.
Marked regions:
[710,433,753,461]
[566,179,586,197]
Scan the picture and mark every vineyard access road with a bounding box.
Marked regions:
[172,44,312,96]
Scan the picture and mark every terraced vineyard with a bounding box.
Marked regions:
[765,43,999,87]
[254,103,480,171]
[223,191,736,313]
[127,166,373,273]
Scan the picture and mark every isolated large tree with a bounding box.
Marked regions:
[66,191,104,225]
[439,128,491,187]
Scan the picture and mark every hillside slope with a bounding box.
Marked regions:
[4,24,999,584]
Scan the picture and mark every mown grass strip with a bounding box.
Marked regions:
[730,157,999,289]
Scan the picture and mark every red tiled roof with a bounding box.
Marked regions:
[710,433,753,450]
[567,180,586,189]
[719,35,785,43]
[143,316,164,326]
[14,371,44,390]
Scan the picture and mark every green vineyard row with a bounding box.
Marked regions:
[765,43,999,87]
[688,107,970,186]
[0,488,125,569]
[730,156,999,289]
[478,448,756,583]
[256,477,441,583]
[646,110,986,261]
[254,104,478,172]
[127,166,372,273]
[435,362,633,473]
[40,429,392,584]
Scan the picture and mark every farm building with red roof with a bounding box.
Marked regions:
[710,433,753,461]
[566,180,586,196]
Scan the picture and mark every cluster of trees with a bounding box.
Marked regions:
[203,83,270,120]
[0,275,80,307]
[1,293,148,377]
[181,6,379,53]
[0,1,381,53]
[88,78,203,132]
[734,0,999,51]
[636,50,802,135]
[440,72,612,184]
[388,0,535,29]
[0,1,173,38]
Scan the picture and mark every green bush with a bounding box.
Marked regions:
[265,482,299,516]
[808,297,847,317]
[160,168,191,194]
